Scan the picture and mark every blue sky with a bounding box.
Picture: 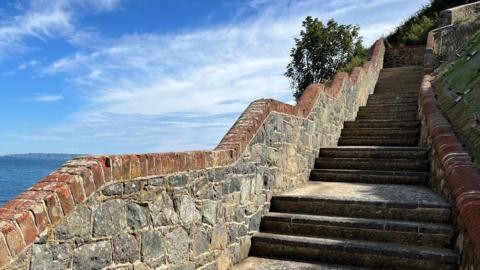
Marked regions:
[0,0,429,155]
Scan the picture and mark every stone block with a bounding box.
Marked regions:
[113,234,139,263]
[93,199,127,237]
[55,204,91,240]
[166,228,189,264]
[141,230,165,267]
[174,195,200,226]
[72,241,112,270]
[127,203,148,229]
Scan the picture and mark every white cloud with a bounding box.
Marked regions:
[0,0,121,59]
[8,0,430,153]
[34,93,64,102]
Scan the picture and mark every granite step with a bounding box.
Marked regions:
[260,212,453,248]
[343,120,419,129]
[357,108,418,120]
[338,136,419,146]
[367,95,418,102]
[341,128,419,137]
[234,257,371,270]
[319,146,428,159]
[358,105,418,113]
[366,99,418,106]
[355,114,418,121]
[310,169,428,184]
[270,182,451,223]
[315,157,429,171]
[250,233,458,270]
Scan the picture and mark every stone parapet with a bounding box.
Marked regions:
[419,75,480,269]
[0,39,385,269]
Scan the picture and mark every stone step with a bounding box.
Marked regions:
[270,182,451,223]
[310,169,428,185]
[338,136,419,146]
[377,76,423,82]
[380,66,424,73]
[344,120,419,129]
[319,146,428,159]
[260,212,453,248]
[358,105,418,113]
[234,256,371,270]
[341,128,419,137]
[366,99,418,106]
[356,112,417,121]
[250,233,458,270]
[375,80,421,90]
[367,95,418,102]
[315,157,429,171]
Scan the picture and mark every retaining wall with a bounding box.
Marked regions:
[0,40,385,270]
[384,45,426,68]
[420,4,480,267]
[425,1,480,66]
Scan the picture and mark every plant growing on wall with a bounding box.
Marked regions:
[285,16,364,100]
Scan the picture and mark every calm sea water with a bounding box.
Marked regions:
[0,157,69,206]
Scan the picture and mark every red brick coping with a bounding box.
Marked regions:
[420,75,480,254]
[0,39,385,267]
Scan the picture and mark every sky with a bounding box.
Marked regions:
[0,0,430,155]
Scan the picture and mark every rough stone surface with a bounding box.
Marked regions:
[141,230,165,267]
[93,199,127,237]
[55,205,91,240]
[166,228,189,264]
[175,195,201,226]
[72,241,112,270]
[113,234,139,263]
[149,192,178,226]
[127,203,148,229]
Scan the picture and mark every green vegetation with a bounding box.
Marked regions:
[387,0,473,46]
[286,16,365,100]
[435,31,480,165]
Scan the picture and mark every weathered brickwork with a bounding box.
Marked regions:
[419,75,480,270]
[0,41,385,269]
[383,45,425,68]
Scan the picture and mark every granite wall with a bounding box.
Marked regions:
[0,40,385,270]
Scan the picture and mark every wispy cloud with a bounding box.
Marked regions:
[33,93,64,102]
[5,0,429,154]
[0,0,121,59]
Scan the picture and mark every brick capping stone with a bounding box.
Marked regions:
[419,75,480,258]
[0,39,385,268]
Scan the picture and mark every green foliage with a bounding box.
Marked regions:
[387,0,473,46]
[340,46,368,74]
[285,16,364,100]
[400,15,436,45]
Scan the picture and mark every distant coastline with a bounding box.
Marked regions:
[0,153,82,159]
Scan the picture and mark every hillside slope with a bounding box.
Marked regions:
[433,31,480,165]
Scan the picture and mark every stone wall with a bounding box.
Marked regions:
[419,75,480,270]
[426,1,480,66]
[0,40,385,270]
[437,1,480,27]
[383,45,425,68]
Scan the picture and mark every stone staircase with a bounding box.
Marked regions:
[235,67,459,270]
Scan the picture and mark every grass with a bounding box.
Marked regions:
[386,0,473,46]
[435,31,480,166]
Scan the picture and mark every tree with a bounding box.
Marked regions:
[285,16,364,100]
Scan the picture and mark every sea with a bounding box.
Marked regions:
[0,157,71,206]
